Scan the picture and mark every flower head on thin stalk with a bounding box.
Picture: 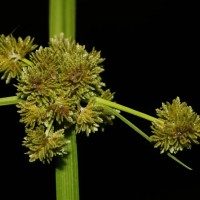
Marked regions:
[150,97,200,154]
[14,33,116,163]
[0,34,38,83]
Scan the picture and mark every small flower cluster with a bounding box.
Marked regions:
[23,126,69,164]
[150,97,200,154]
[0,33,116,163]
[0,34,38,83]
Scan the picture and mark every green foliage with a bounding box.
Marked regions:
[150,97,200,154]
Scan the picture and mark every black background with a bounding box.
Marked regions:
[0,1,199,199]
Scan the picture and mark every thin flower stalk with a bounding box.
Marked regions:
[101,104,192,170]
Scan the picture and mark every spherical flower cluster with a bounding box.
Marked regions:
[11,33,116,163]
[150,97,200,154]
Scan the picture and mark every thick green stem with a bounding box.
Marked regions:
[49,0,76,38]
[49,0,79,200]
[56,129,79,200]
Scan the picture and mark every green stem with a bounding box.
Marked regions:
[0,96,20,106]
[102,104,151,142]
[49,0,76,39]
[166,153,192,170]
[21,58,33,66]
[103,105,192,170]
[49,0,79,200]
[56,128,79,200]
[45,119,54,136]
[95,97,160,122]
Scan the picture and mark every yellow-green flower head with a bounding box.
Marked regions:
[49,33,106,100]
[76,90,116,136]
[0,34,38,83]
[16,33,106,104]
[150,97,200,154]
[17,101,50,128]
[23,125,70,164]
[16,33,115,130]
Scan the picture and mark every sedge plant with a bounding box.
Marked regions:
[1,0,199,200]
